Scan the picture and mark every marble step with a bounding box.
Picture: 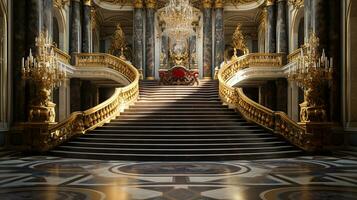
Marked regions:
[50,149,303,161]
[65,141,288,149]
[98,125,258,129]
[106,121,252,125]
[111,118,246,122]
[55,145,297,154]
[73,137,280,144]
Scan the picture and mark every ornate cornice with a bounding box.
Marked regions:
[133,0,144,8]
[288,0,303,9]
[145,0,156,9]
[95,0,261,9]
[266,0,275,6]
[83,0,92,6]
[53,0,70,9]
[202,0,212,8]
[215,0,224,8]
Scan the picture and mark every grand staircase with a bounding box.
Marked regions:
[51,80,303,161]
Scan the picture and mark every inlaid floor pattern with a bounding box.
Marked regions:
[51,80,303,161]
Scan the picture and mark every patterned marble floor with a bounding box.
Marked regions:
[0,155,357,200]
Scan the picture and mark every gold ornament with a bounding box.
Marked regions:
[21,31,66,123]
[54,0,70,9]
[146,0,156,8]
[288,0,303,9]
[288,32,333,123]
[109,24,127,60]
[232,23,249,56]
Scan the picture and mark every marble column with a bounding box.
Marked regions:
[145,0,156,80]
[12,0,54,122]
[203,0,213,78]
[266,80,277,110]
[42,0,53,37]
[304,0,313,42]
[276,0,288,54]
[70,78,81,112]
[161,34,169,69]
[328,0,341,122]
[312,0,328,52]
[82,0,92,53]
[133,0,144,70]
[59,79,70,121]
[214,0,224,69]
[266,0,276,53]
[276,78,288,112]
[69,0,82,56]
[189,34,197,69]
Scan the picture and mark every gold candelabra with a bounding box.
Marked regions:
[288,32,333,123]
[21,31,66,123]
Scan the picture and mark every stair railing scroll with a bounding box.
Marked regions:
[218,53,318,152]
[41,54,140,152]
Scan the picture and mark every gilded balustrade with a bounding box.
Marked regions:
[38,54,140,152]
[288,46,307,63]
[74,53,137,82]
[218,53,318,152]
[53,47,71,64]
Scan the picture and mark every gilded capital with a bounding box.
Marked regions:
[288,0,303,9]
[203,0,212,9]
[145,0,156,9]
[215,0,224,8]
[134,0,144,8]
[83,0,91,6]
[266,0,275,6]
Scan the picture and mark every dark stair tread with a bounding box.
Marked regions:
[52,80,304,161]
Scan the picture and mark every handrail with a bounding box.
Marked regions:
[44,53,140,151]
[54,47,71,64]
[218,53,316,152]
[288,46,307,63]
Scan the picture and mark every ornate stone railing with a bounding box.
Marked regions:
[34,54,140,152]
[288,46,307,63]
[218,53,317,152]
[54,47,71,64]
[221,53,284,82]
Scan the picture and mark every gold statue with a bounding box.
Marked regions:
[232,23,249,56]
[109,23,127,60]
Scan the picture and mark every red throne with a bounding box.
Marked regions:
[159,66,199,85]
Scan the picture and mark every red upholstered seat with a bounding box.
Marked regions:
[159,66,199,85]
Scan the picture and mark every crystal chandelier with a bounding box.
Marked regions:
[161,0,195,42]
[21,31,66,122]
